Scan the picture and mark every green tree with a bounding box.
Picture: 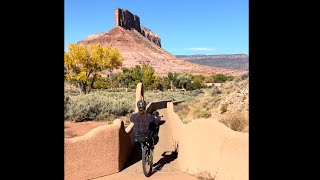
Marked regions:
[160,77,171,90]
[141,64,155,88]
[117,67,134,88]
[64,43,122,94]
[214,74,234,83]
[93,78,110,89]
[204,75,215,83]
[150,75,161,90]
[177,73,192,89]
[132,65,142,82]
[192,75,205,88]
[168,72,179,89]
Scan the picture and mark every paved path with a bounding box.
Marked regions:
[93,109,197,180]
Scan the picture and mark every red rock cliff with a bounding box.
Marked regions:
[141,26,161,47]
[115,8,141,33]
[114,8,161,47]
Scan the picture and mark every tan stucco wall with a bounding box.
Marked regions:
[166,102,248,180]
[64,119,135,180]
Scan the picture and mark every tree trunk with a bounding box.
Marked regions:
[78,82,82,94]
[78,81,87,94]
[87,74,97,94]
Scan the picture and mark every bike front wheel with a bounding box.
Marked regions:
[142,145,153,177]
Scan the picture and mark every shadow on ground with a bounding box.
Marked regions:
[152,150,178,172]
[150,143,179,176]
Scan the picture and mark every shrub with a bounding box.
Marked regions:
[213,74,234,83]
[65,91,135,122]
[219,114,248,132]
[240,72,249,80]
[235,72,249,82]
[220,103,228,114]
[64,81,79,94]
[194,108,211,119]
[174,102,190,120]
[182,119,192,124]
[211,86,221,96]
[64,95,71,119]
[186,81,203,90]
[188,89,204,96]
[93,80,109,89]
[145,90,203,103]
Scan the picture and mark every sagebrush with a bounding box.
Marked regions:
[64,90,203,122]
[219,114,248,132]
[64,91,135,122]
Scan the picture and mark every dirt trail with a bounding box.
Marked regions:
[93,108,197,179]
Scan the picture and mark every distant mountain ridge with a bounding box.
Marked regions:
[176,54,249,71]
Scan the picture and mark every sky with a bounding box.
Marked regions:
[65,0,248,55]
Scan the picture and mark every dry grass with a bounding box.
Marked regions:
[211,86,221,96]
[219,114,248,132]
[172,77,248,133]
[220,103,228,114]
[194,108,211,119]
[174,102,190,121]
[64,81,80,94]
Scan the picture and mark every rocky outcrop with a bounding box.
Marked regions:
[114,8,141,33]
[141,26,161,47]
[114,8,161,47]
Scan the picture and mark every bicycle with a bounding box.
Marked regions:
[134,110,161,177]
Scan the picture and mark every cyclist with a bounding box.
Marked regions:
[130,100,160,144]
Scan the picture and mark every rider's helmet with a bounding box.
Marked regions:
[137,100,147,111]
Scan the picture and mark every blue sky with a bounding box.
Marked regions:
[65,0,248,55]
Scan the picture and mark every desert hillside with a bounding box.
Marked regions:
[175,74,249,132]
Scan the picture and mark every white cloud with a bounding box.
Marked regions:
[186,48,216,51]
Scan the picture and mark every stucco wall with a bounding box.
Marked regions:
[64,119,135,180]
[166,102,248,180]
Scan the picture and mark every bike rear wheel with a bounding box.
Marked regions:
[142,145,153,177]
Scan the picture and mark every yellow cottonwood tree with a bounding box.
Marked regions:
[64,43,122,94]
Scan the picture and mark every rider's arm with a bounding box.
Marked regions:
[130,114,136,124]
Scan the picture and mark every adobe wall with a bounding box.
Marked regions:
[166,102,248,180]
[64,119,135,180]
